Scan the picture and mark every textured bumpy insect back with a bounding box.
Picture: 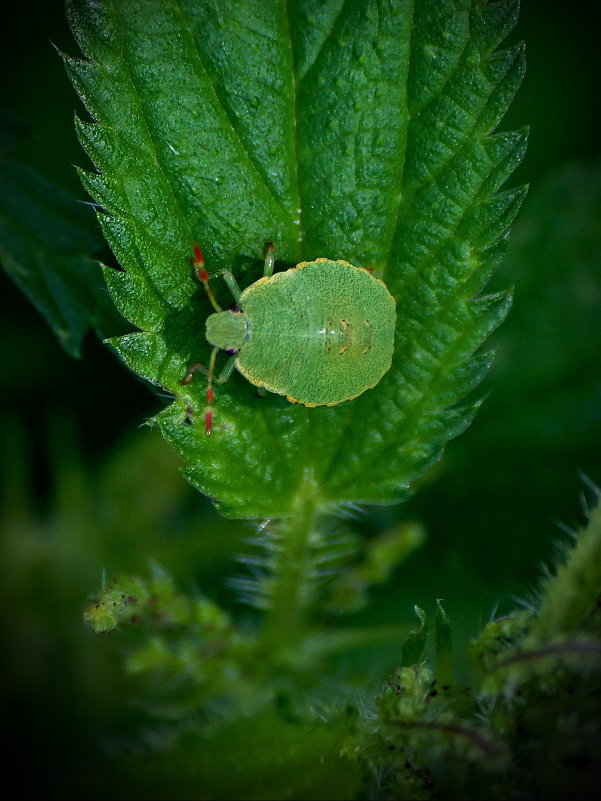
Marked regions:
[181,243,396,434]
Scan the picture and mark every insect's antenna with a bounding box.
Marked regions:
[191,243,222,313]
[205,346,220,435]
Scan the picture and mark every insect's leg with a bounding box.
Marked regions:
[179,361,208,386]
[190,243,222,312]
[203,346,222,435]
[208,353,236,431]
[215,354,238,384]
[220,270,243,305]
[180,350,238,434]
[202,349,240,435]
[263,241,275,277]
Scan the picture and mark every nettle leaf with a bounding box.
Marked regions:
[66,0,525,517]
[0,156,124,357]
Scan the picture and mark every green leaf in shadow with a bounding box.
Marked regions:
[0,155,125,356]
[85,709,362,800]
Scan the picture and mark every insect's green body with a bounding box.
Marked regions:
[205,258,396,406]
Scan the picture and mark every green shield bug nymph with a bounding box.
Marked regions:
[180,243,396,434]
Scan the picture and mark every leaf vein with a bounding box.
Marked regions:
[317,0,415,484]
[283,0,303,244]
[171,0,298,231]
[107,3,197,277]
[330,169,512,493]
[295,0,348,84]
[408,19,472,119]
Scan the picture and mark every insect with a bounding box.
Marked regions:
[181,242,396,434]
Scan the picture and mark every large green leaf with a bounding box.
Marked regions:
[66,0,526,517]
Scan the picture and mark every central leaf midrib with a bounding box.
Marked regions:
[314,0,416,490]
[380,0,415,280]
[282,0,303,249]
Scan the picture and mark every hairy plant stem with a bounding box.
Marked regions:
[528,500,601,642]
[260,469,319,650]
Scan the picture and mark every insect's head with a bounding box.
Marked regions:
[205,308,248,352]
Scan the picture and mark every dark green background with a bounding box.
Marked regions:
[1,2,600,797]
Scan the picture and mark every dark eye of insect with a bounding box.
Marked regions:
[230,304,242,313]
[226,348,239,356]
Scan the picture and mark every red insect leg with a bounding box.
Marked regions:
[190,242,221,312]
[204,349,219,436]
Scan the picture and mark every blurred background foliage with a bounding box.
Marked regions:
[1,1,600,797]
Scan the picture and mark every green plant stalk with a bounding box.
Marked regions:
[528,500,601,642]
[260,469,320,649]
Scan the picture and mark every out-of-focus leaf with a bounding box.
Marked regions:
[486,161,601,448]
[91,711,363,801]
[0,156,125,357]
